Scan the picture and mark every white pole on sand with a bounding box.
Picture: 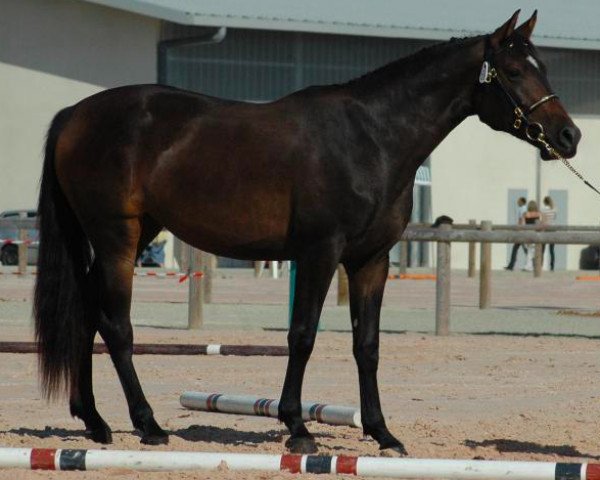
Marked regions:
[1,447,597,479]
[180,391,362,428]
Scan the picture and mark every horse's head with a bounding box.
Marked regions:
[475,11,581,160]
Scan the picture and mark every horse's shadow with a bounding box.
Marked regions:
[5,426,84,440]
[464,439,600,460]
[172,425,336,447]
[4,426,129,441]
[172,425,285,446]
[3,425,335,448]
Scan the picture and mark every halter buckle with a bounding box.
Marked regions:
[513,107,524,130]
[479,62,497,84]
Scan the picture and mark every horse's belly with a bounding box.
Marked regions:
[148,190,292,260]
[168,221,290,260]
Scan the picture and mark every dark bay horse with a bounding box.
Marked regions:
[34,11,580,455]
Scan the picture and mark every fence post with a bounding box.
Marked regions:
[533,244,543,277]
[18,229,28,275]
[479,220,492,309]
[435,223,451,336]
[254,261,264,278]
[337,264,349,306]
[203,252,214,303]
[179,240,190,272]
[468,219,476,278]
[187,246,204,329]
[398,241,408,275]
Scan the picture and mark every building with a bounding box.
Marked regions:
[2,0,599,269]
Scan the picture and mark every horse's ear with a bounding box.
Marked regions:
[490,10,520,49]
[515,10,537,39]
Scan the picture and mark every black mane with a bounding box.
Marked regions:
[347,35,483,91]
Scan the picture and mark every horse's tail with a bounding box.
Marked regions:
[34,107,93,399]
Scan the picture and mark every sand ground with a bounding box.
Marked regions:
[0,266,599,479]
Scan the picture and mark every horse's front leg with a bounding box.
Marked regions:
[278,240,342,454]
[346,254,408,455]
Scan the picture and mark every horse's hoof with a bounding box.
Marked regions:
[141,432,169,445]
[87,426,112,444]
[135,414,168,445]
[380,444,408,457]
[285,435,318,454]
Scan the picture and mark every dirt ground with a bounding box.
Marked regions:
[1,268,600,478]
[3,327,600,479]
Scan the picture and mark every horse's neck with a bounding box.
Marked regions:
[354,38,484,165]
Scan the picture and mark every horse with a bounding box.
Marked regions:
[34,10,580,455]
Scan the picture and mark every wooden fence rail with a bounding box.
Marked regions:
[402,228,600,245]
[3,219,598,333]
[402,223,600,336]
[406,222,600,232]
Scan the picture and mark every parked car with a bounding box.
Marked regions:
[0,209,38,266]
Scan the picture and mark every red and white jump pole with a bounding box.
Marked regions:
[1,447,599,479]
[180,391,362,428]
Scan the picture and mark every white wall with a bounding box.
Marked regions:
[431,115,600,270]
[0,0,160,213]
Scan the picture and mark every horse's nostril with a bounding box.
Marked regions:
[558,126,576,149]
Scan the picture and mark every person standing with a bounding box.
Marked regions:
[138,228,169,267]
[505,197,528,270]
[522,200,542,271]
[541,196,557,271]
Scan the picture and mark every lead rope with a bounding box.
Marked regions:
[560,160,600,196]
[534,131,600,196]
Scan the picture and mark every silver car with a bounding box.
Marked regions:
[0,209,38,265]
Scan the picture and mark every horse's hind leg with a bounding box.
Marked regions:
[346,254,407,455]
[90,217,167,445]
[68,216,162,444]
[278,240,342,453]
[68,311,111,443]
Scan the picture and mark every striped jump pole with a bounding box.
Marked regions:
[133,271,203,283]
[180,391,362,428]
[2,447,600,479]
[0,342,288,356]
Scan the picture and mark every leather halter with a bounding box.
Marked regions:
[479,36,558,140]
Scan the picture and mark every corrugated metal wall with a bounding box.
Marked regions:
[543,47,600,114]
[160,25,600,114]
[160,26,435,101]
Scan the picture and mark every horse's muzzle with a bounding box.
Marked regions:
[557,125,581,154]
[542,123,581,160]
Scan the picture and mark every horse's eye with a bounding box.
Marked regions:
[506,69,521,80]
